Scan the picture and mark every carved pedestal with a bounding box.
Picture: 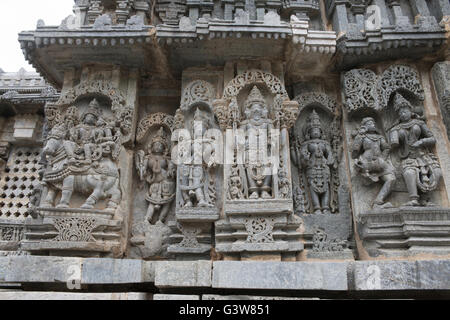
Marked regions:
[358,207,450,258]
[216,200,303,260]
[22,208,122,257]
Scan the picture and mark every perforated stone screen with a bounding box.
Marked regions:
[0,147,41,219]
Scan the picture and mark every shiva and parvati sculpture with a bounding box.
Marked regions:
[42,98,125,212]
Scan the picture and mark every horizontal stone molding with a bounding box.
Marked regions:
[1,257,449,292]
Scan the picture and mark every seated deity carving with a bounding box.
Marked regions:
[41,98,122,212]
[352,117,396,209]
[389,93,442,207]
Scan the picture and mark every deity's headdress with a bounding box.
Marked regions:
[244,86,267,110]
[149,127,168,152]
[393,93,413,113]
[81,98,102,122]
[303,109,323,137]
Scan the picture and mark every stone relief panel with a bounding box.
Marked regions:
[21,79,135,258]
[342,63,449,258]
[290,92,353,259]
[130,112,176,259]
[432,61,450,139]
[213,69,303,260]
[168,80,221,259]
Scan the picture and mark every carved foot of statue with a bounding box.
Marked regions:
[41,202,53,208]
[314,209,322,214]
[423,200,438,207]
[322,208,331,214]
[404,199,421,207]
[56,203,69,209]
[249,192,259,199]
[373,202,394,210]
[81,203,95,210]
[184,201,193,207]
[261,191,272,199]
[198,199,209,207]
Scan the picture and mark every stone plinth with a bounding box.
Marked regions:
[358,207,450,258]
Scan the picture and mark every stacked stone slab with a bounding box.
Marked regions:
[0,0,448,298]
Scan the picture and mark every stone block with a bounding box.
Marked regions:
[1,256,82,283]
[212,261,348,291]
[353,260,450,290]
[81,258,143,284]
[155,261,212,288]
[0,292,151,300]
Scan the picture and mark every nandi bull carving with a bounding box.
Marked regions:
[41,99,124,212]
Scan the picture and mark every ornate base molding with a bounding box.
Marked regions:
[358,207,450,258]
[21,209,123,257]
[216,199,303,259]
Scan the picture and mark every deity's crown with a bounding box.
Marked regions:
[393,93,412,113]
[81,98,102,121]
[244,86,266,110]
[361,117,375,127]
[150,127,168,150]
[304,109,322,135]
[193,107,203,120]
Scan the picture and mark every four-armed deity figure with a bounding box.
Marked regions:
[298,110,334,214]
[352,117,396,209]
[42,98,122,211]
[178,108,215,207]
[389,93,442,207]
[136,127,176,223]
[240,86,274,200]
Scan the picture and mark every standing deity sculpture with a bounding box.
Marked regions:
[240,86,274,200]
[389,93,442,206]
[352,117,396,209]
[178,108,216,208]
[296,110,334,214]
[135,127,176,223]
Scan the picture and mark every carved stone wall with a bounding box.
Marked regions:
[342,63,450,258]
[0,0,449,300]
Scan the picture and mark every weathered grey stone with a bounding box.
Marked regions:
[143,261,156,282]
[0,292,151,300]
[155,261,212,288]
[153,294,200,300]
[1,256,82,283]
[353,260,450,290]
[81,258,143,284]
[212,261,348,291]
[0,256,148,285]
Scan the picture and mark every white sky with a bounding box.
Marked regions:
[0,0,74,72]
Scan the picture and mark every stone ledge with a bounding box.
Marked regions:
[154,261,212,288]
[0,292,151,300]
[352,260,450,291]
[0,256,151,284]
[0,256,449,292]
[212,261,349,291]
